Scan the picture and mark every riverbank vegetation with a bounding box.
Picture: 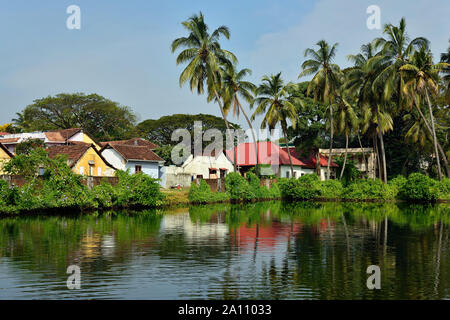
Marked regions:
[0,149,165,214]
[189,172,449,204]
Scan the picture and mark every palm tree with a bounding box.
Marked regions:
[171,12,238,170]
[220,65,259,167]
[251,73,298,177]
[333,92,358,179]
[400,46,450,180]
[345,43,391,182]
[299,40,341,180]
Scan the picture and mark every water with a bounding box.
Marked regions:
[0,201,448,299]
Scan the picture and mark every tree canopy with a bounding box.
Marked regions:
[13,93,137,140]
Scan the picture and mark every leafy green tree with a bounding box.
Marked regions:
[14,93,137,140]
[171,12,238,170]
[15,139,45,155]
[400,46,450,179]
[136,114,239,148]
[299,40,342,179]
[251,73,298,176]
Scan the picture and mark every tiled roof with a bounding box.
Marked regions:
[107,144,164,162]
[282,147,339,168]
[0,132,9,136]
[100,138,159,149]
[0,138,20,144]
[226,142,306,166]
[47,144,90,167]
[46,128,82,141]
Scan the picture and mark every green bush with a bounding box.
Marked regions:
[320,179,344,198]
[225,172,254,200]
[279,174,322,200]
[188,180,229,204]
[343,179,396,200]
[438,177,450,200]
[115,170,165,207]
[399,173,440,201]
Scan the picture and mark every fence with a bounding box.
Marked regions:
[0,175,119,190]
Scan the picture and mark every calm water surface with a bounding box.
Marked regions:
[0,201,448,299]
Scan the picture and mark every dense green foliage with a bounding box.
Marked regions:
[276,173,448,202]
[0,151,164,214]
[188,172,280,204]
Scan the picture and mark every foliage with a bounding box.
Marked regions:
[398,173,441,201]
[224,172,254,200]
[15,139,45,155]
[320,179,344,198]
[188,180,229,204]
[335,158,360,185]
[137,114,240,148]
[342,179,396,200]
[279,174,322,200]
[14,93,137,140]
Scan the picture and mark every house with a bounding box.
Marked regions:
[47,143,116,177]
[181,150,234,179]
[0,143,14,174]
[100,143,164,179]
[282,147,339,180]
[319,148,377,179]
[0,128,102,154]
[226,141,314,178]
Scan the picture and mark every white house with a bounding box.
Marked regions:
[100,143,164,179]
[181,150,234,179]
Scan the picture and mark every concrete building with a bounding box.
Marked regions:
[100,143,164,179]
[319,148,377,179]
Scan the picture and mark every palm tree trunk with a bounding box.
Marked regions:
[340,132,349,180]
[327,105,334,180]
[374,133,382,181]
[413,100,449,178]
[376,106,387,183]
[425,90,443,180]
[357,133,369,177]
[214,90,237,172]
[238,101,259,170]
[281,121,295,178]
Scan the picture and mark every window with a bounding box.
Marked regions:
[98,167,102,176]
[79,167,84,175]
[286,171,290,178]
[135,165,142,174]
[38,167,45,176]
[89,165,94,176]
[293,172,297,178]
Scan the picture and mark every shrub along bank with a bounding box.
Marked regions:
[190,172,449,204]
[0,149,164,214]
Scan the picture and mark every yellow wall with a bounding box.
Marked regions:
[0,148,11,175]
[73,147,115,177]
[82,134,102,150]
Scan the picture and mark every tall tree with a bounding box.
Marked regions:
[299,40,341,179]
[346,43,392,182]
[400,46,450,179]
[171,12,238,170]
[251,73,298,177]
[220,65,259,167]
[14,93,137,140]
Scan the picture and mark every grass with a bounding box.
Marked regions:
[162,188,190,206]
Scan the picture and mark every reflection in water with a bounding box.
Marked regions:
[0,202,448,299]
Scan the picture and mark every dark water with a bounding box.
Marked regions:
[0,202,448,300]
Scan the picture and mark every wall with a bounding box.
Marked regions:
[73,147,115,177]
[279,165,314,178]
[70,131,102,150]
[182,153,234,179]
[162,166,192,188]
[125,161,160,179]
[101,148,126,171]
[0,148,11,175]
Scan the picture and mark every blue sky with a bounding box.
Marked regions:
[0,0,449,129]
